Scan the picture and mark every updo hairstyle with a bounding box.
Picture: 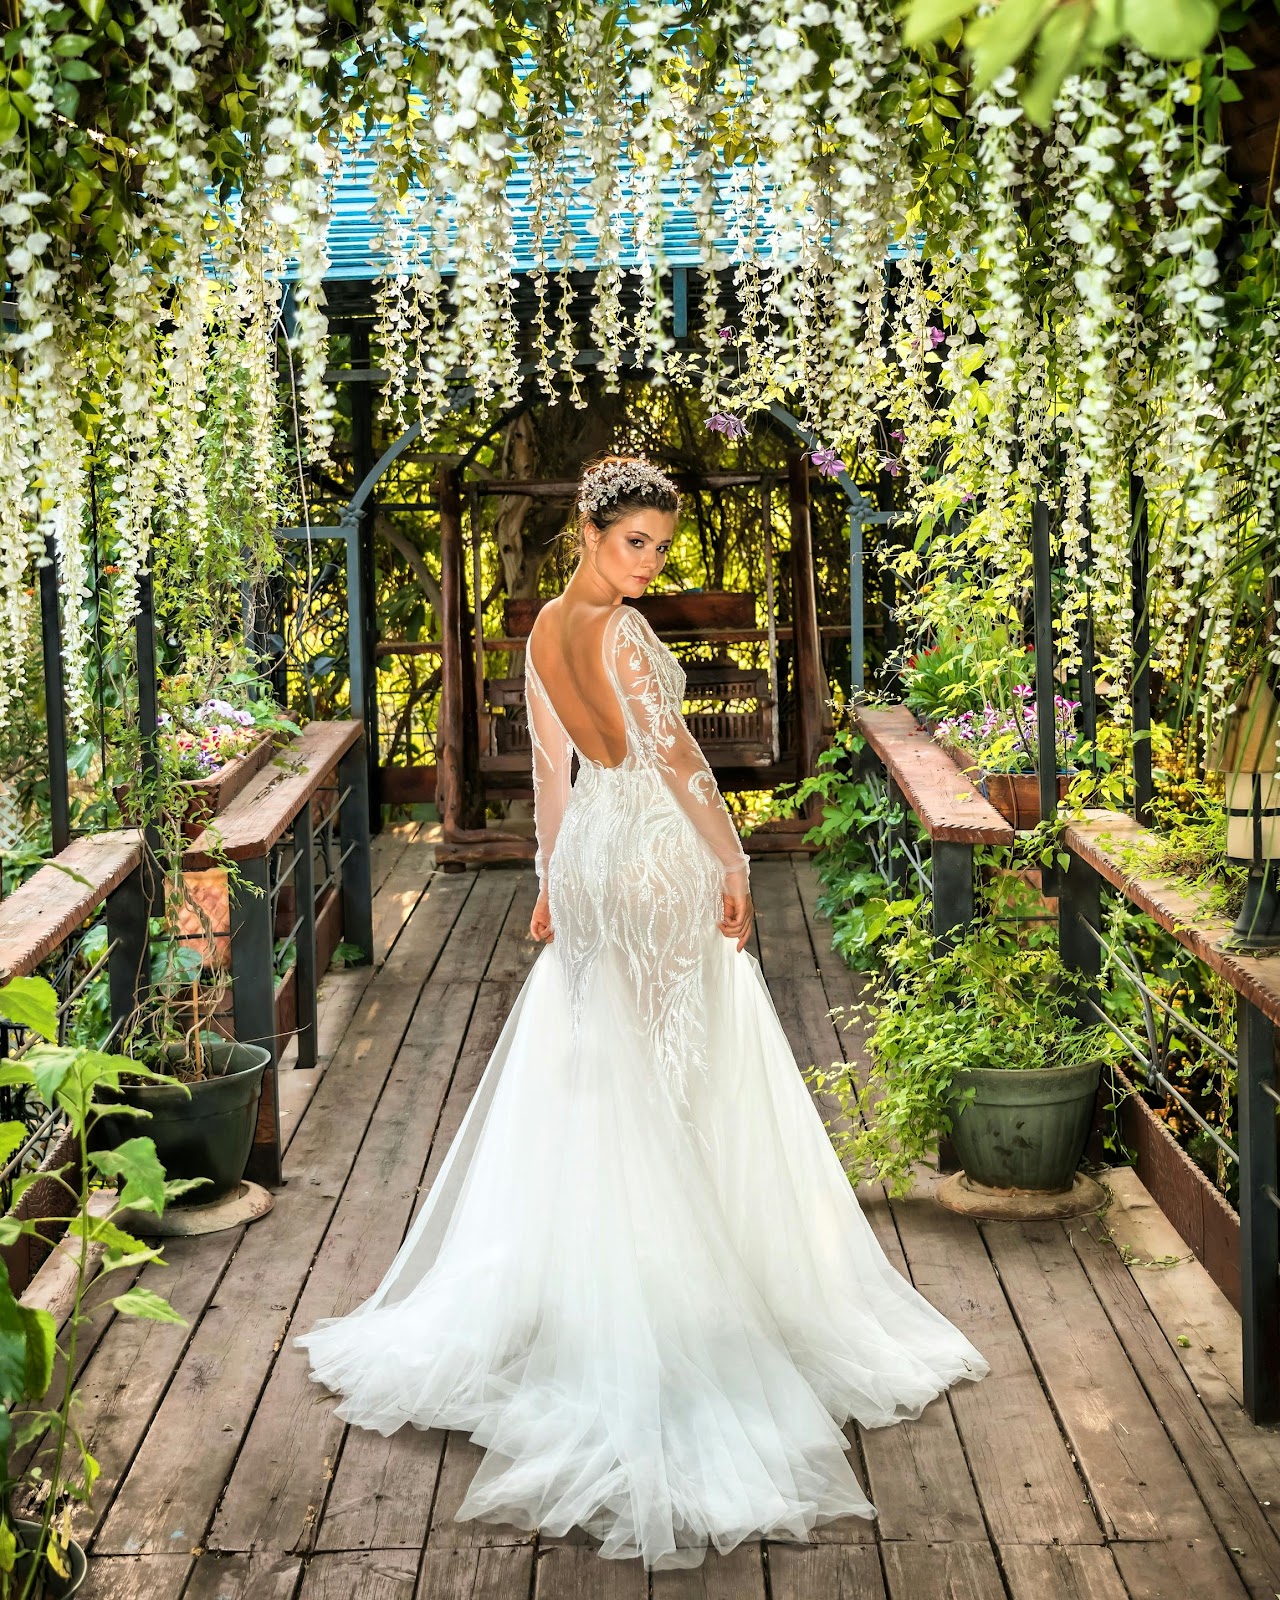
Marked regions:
[569,454,681,555]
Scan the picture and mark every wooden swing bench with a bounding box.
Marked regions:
[481,592,779,779]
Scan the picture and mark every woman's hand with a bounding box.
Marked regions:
[530,886,554,943]
[719,888,754,951]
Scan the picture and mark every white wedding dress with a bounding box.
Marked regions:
[298,601,988,1569]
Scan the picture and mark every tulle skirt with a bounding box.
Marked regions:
[297,932,988,1569]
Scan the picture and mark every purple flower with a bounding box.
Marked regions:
[928,326,945,348]
[960,490,975,504]
[882,456,902,478]
[810,447,846,478]
[717,327,736,342]
[889,429,906,443]
[707,412,747,440]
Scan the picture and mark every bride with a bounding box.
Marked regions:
[298,454,988,1570]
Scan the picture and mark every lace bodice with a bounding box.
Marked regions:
[525,603,750,898]
[524,603,751,1108]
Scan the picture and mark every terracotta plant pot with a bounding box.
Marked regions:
[978,771,1074,830]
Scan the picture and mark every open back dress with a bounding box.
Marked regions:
[297,599,988,1570]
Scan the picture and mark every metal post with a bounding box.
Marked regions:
[1058,851,1102,994]
[849,507,865,699]
[1032,498,1058,838]
[292,803,318,1070]
[1238,993,1280,1423]
[932,842,974,947]
[349,329,381,829]
[38,534,71,855]
[1077,496,1099,763]
[106,860,149,1035]
[135,564,166,917]
[1130,473,1153,825]
[338,732,374,965]
[341,511,375,839]
[230,854,281,1187]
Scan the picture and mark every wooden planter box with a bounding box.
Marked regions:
[1,1122,79,1295]
[1106,1062,1241,1310]
[117,733,276,841]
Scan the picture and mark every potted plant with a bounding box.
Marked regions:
[73,925,271,1207]
[115,690,299,842]
[0,974,193,1598]
[821,918,1114,1199]
[934,686,1084,828]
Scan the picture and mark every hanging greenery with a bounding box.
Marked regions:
[0,0,1277,752]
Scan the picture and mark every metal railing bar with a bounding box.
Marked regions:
[1085,998,1240,1166]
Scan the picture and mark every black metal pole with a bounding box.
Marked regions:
[1238,993,1280,1423]
[1078,497,1098,768]
[1130,472,1153,824]
[349,327,381,832]
[38,534,72,855]
[135,563,165,916]
[1032,499,1058,830]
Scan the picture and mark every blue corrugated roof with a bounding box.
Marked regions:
[317,140,912,282]
[322,145,757,281]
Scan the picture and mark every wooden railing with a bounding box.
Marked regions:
[0,722,373,1205]
[853,706,1280,1424]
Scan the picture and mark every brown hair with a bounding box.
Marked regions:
[571,453,681,554]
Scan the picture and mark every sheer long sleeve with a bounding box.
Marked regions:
[611,609,751,898]
[525,665,573,890]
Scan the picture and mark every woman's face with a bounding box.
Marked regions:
[584,507,676,598]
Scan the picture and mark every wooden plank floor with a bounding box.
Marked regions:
[75,836,1280,1600]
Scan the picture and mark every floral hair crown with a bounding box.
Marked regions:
[577,458,680,522]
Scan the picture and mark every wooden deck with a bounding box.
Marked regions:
[71,827,1280,1600]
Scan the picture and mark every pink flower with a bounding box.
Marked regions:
[707,412,747,440]
[717,327,736,342]
[882,456,902,477]
[928,327,945,348]
[810,447,846,478]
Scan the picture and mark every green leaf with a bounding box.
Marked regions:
[902,0,976,49]
[21,1305,55,1400]
[25,1045,76,1107]
[111,1287,186,1326]
[329,0,357,21]
[0,1122,25,1168]
[0,1259,41,1404]
[88,1136,167,1217]
[58,58,99,80]
[1221,44,1254,71]
[0,1518,15,1576]
[52,30,92,54]
[1123,0,1218,59]
[969,0,1060,86]
[76,0,105,21]
[50,79,80,117]
[0,976,59,1043]
[1022,0,1092,123]
[0,100,19,146]
[67,1213,160,1271]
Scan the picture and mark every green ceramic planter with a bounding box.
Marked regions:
[95,1040,270,1205]
[12,1521,87,1597]
[948,1059,1102,1192]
